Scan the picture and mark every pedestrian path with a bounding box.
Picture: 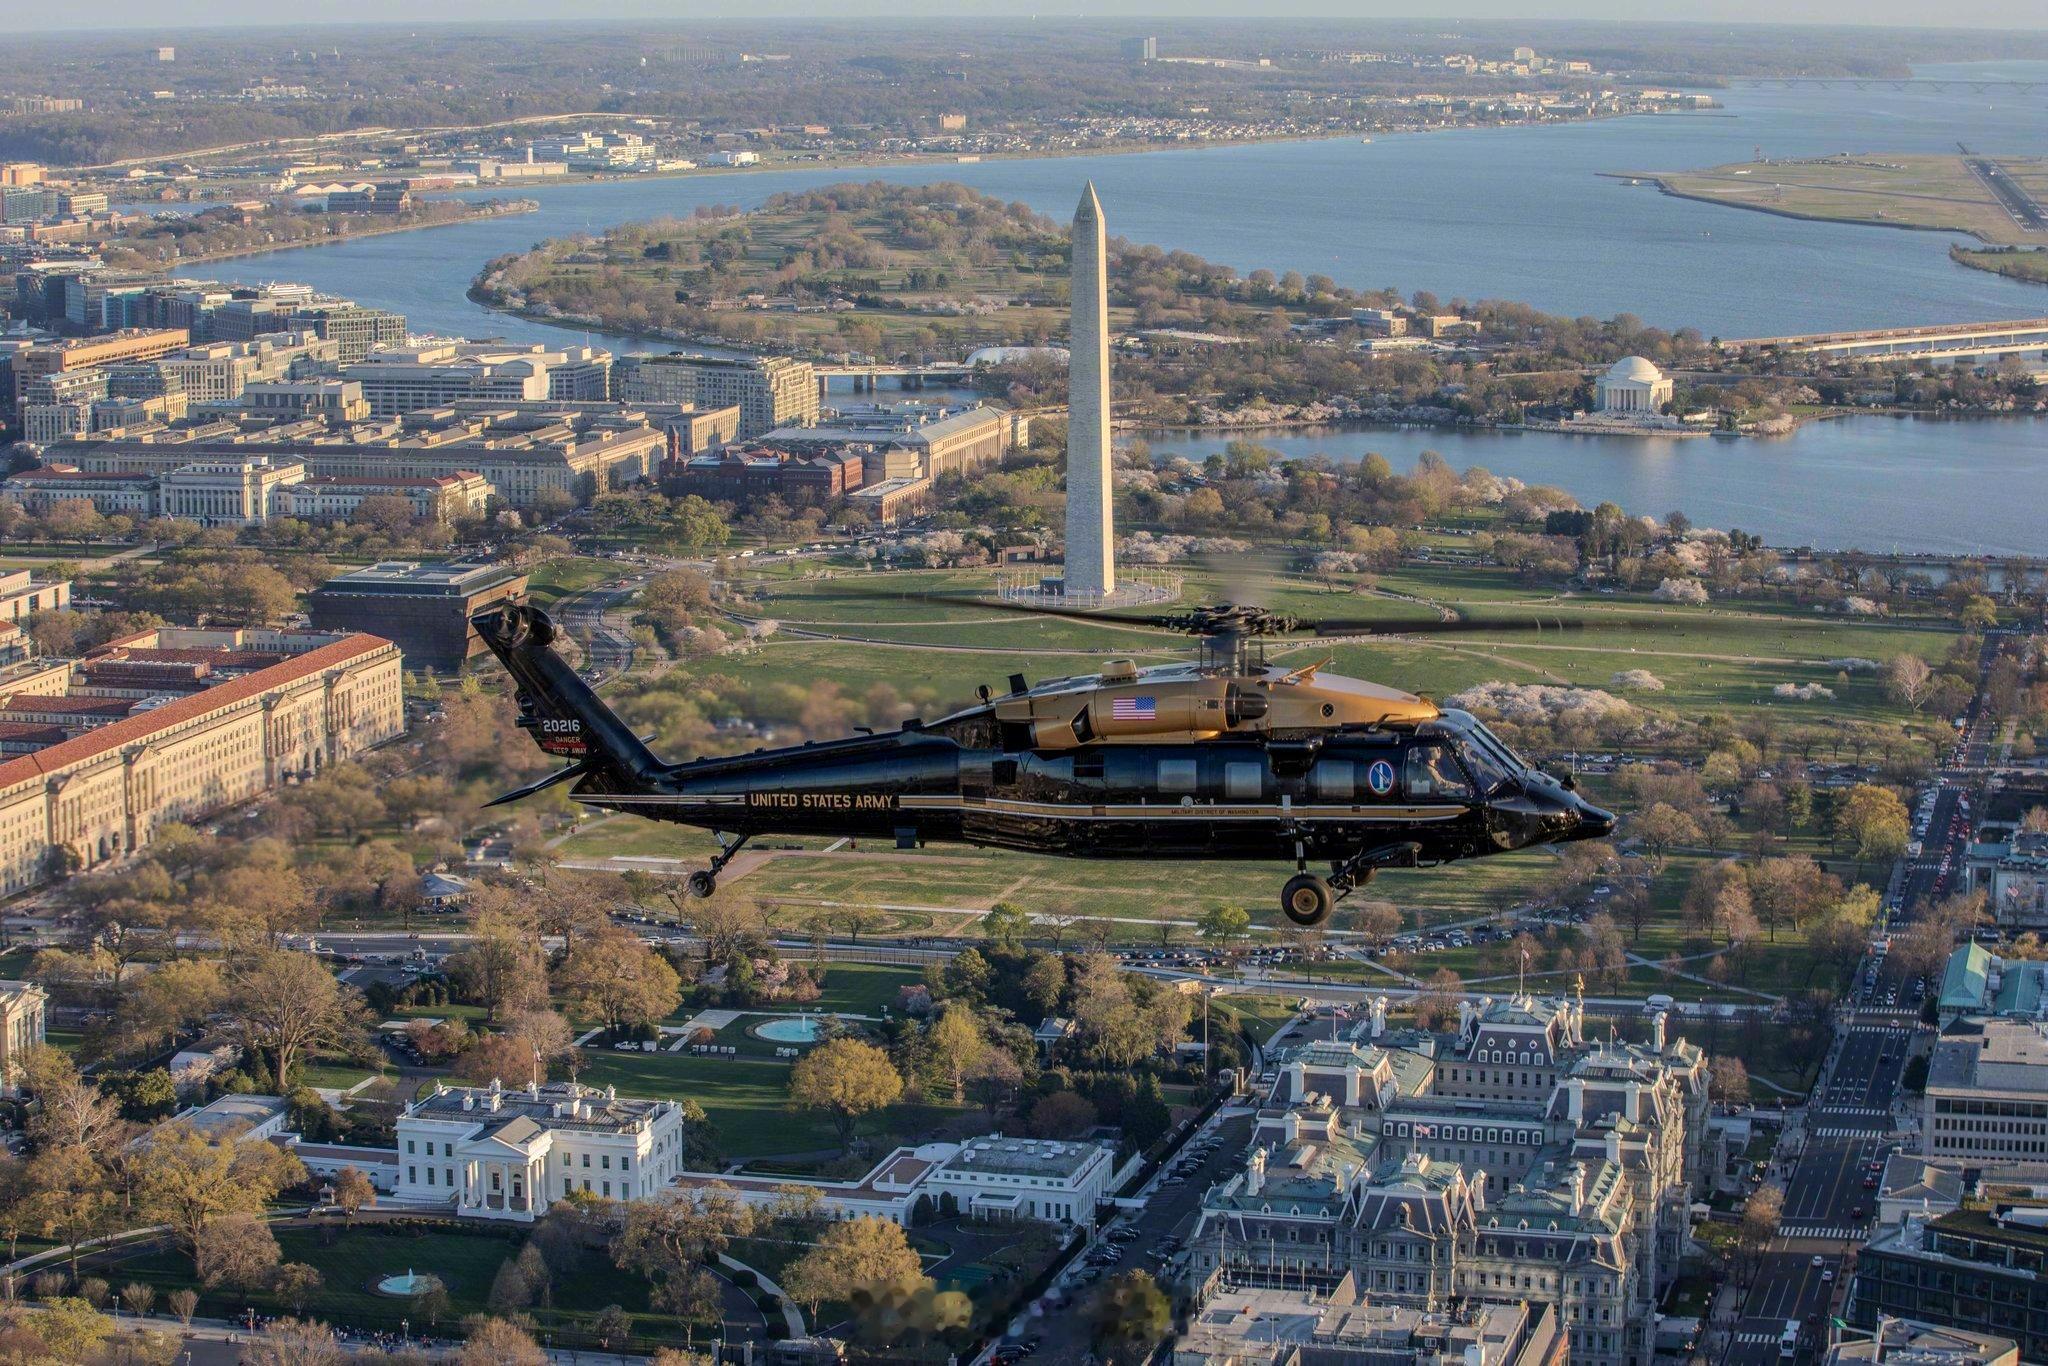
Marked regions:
[1780,1221,1867,1240]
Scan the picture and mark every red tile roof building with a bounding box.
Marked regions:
[0,631,402,895]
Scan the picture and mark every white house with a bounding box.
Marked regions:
[1595,356,1674,414]
[393,1079,691,1222]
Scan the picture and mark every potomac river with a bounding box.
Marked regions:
[181,63,2048,553]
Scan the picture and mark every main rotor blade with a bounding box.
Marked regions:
[1304,613,1678,638]
[860,588,1193,630]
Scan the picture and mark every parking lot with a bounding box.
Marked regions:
[993,1113,1255,1365]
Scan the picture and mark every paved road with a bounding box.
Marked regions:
[1006,1112,1254,1365]
[1723,1026,1910,1364]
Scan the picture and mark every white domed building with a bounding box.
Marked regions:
[1595,356,1674,414]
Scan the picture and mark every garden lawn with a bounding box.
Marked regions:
[570,1050,964,1159]
[90,1222,695,1352]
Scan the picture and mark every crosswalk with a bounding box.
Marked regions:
[1809,1124,1892,1138]
[1779,1221,1867,1240]
[1814,1105,1893,1118]
[1734,1331,1786,1347]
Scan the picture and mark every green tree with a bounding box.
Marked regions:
[781,1216,926,1318]
[555,929,682,1038]
[926,1004,988,1103]
[981,902,1030,946]
[1197,906,1251,957]
[1091,1271,1171,1365]
[788,1038,903,1151]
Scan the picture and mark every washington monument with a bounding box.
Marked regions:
[1063,181,1115,599]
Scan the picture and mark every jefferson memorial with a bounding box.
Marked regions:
[1595,355,1674,413]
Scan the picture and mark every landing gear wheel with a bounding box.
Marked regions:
[686,870,718,899]
[1282,873,1335,928]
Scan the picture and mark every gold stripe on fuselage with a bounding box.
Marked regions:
[580,792,1468,822]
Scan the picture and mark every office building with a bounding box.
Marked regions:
[1823,1318,2016,1366]
[0,568,70,626]
[0,982,48,1093]
[663,402,742,456]
[151,332,339,404]
[47,403,668,511]
[307,560,530,670]
[157,456,308,527]
[848,475,932,524]
[1921,1019,2048,1176]
[759,401,1010,479]
[9,329,188,410]
[2,465,159,518]
[394,1080,691,1221]
[673,1133,1118,1230]
[1189,993,1707,1366]
[664,448,863,504]
[206,378,370,424]
[285,301,407,364]
[0,628,403,895]
[1120,36,1158,62]
[1173,1278,1563,1366]
[280,472,490,527]
[615,351,817,437]
[1850,1207,2048,1362]
[21,367,109,444]
[342,342,612,417]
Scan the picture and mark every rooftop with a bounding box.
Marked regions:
[314,560,523,594]
[936,1135,1111,1180]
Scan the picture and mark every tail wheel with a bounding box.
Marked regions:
[686,870,718,899]
[1282,874,1335,928]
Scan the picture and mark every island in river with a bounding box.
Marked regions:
[1631,151,2048,281]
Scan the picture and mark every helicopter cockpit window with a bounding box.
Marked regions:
[1405,744,1474,802]
[1455,737,1515,796]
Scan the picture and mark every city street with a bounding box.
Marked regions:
[1004,1112,1255,1364]
[1723,1026,1910,1363]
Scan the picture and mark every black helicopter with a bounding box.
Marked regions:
[472,595,1615,927]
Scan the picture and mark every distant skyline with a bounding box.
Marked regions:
[12,2,2048,33]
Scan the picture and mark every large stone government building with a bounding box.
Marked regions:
[0,625,403,894]
[1189,992,1707,1366]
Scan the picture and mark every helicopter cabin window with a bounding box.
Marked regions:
[1405,745,1473,802]
[1309,760,1356,800]
[1157,758,1200,795]
[1224,762,1264,800]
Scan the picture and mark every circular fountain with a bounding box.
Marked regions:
[375,1269,432,1297]
[755,1012,827,1043]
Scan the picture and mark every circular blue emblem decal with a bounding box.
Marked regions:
[1367,759,1396,796]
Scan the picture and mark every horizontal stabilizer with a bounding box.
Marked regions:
[484,761,589,808]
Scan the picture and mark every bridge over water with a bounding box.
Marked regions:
[1718,317,2048,366]
[1731,76,2045,93]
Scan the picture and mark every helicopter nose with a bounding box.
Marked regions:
[1570,797,1617,841]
